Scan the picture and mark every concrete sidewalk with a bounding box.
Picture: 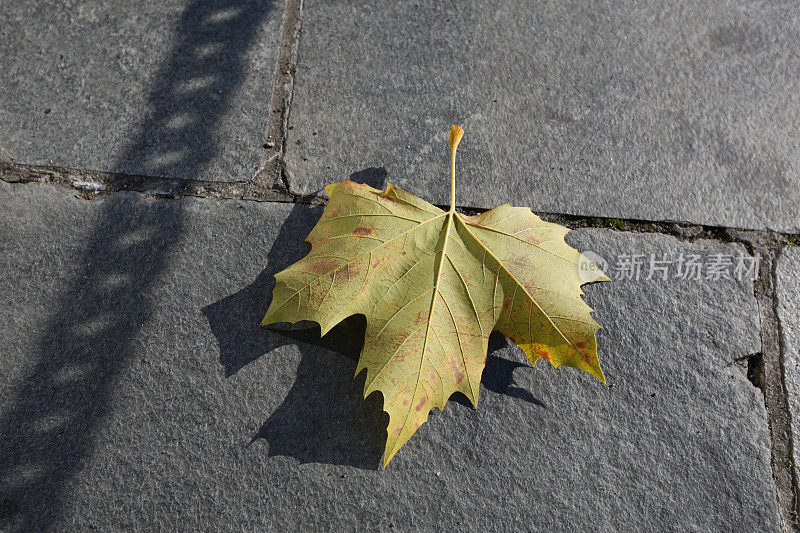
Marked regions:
[1,1,798,531]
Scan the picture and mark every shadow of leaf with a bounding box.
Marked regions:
[483,333,547,408]
[251,317,388,469]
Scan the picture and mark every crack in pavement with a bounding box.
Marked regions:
[3,160,799,248]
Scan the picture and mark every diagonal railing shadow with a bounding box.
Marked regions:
[0,1,275,529]
[202,168,546,471]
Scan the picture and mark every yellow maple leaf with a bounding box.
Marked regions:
[263,126,608,467]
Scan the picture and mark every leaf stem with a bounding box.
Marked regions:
[448,125,464,213]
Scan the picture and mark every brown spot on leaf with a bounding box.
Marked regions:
[414,396,427,412]
[534,348,552,361]
[448,357,466,383]
[353,226,373,236]
[307,257,341,275]
[575,341,587,350]
[338,262,361,281]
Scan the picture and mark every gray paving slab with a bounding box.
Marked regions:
[0,182,781,530]
[776,246,800,486]
[0,0,282,182]
[285,0,800,232]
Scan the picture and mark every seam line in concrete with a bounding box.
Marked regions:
[2,161,800,246]
[250,0,304,194]
[277,0,304,195]
[749,243,800,531]
[770,246,800,530]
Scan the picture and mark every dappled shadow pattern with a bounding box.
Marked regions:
[0,1,275,530]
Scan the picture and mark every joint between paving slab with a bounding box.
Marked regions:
[0,161,295,203]
[250,0,304,197]
[748,243,800,530]
[771,246,800,530]
[3,161,800,248]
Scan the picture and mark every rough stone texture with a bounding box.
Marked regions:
[285,0,800,232]
[0,0,282,182]
[0,182,781,531]
[777,246,800,486]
